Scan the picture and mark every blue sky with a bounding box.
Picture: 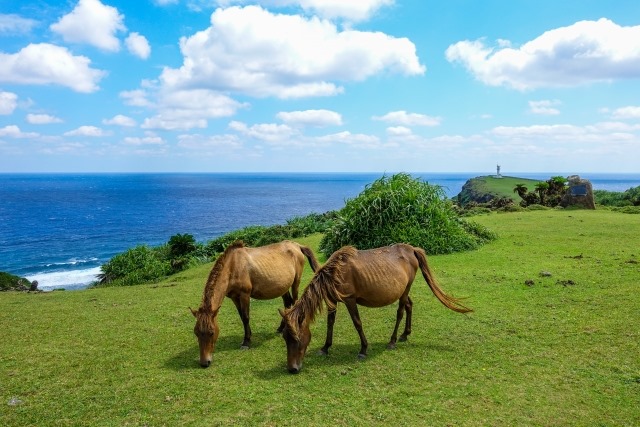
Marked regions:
[1,0,639,173]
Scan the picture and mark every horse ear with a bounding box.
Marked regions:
[189,307,197,317]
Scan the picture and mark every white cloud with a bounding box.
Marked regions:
[142,89,245,130]
[125,32,151,59]
[154,0,179,5]
[103,114,137,127]
[123,134,165,145]
[229,120,299,142]
[0,91,18,115]
[160,5,424,99]
[26,114,63,124]
[0,125,39,138]
[50,0,125,52]
[0,13,37,34]
[373,110,441,126]
[177,133,243,151]
[386,126,413,136]
[611,106,640,120]
[120,89,154,107]
[529,100,561,115]
[446,18,640,90]
[0,43,105,93]
[276,109,342,127]
[316,130,380,146]
[64,125,109,137]
[215,0,394,22]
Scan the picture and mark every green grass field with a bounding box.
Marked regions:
[2,209,639,426]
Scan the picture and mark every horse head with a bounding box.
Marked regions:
[191,307,220,368]
[279,308,311,374]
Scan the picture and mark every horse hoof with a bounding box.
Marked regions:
[357,353,367,360]
[399,336,408,342]
[387,343,397,350]
[318,349,328,356]
[240,345,250,350]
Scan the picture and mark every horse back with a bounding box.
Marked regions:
[341,244,418,307]
[234,241,304,299]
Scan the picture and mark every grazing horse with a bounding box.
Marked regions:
[280,243,472,373]
[191,240,319,368]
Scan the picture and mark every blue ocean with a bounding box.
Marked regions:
[1,172,639,291]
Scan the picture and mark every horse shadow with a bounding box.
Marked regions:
[164,330,279,371]
[254,341,393,379]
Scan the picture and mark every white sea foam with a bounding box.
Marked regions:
[27,267,102,291]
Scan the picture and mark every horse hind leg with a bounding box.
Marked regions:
[399,296,413,342]
[387,296,407,350]
[277,292,295,333]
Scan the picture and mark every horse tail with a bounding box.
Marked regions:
[413,247,472,314]
[299,245,320,272]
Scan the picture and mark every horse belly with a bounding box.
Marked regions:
[351,274,407,308]
[249,269,292,300]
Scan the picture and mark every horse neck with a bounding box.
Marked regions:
[292,273,338,324]
[201,262,230,313]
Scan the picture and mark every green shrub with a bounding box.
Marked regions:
[526,204,550,211]
[0,271,33,291]
[95,245,172,287]
[319,173,496,257]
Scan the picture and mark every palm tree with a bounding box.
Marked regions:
[535,182,550,205]
[513,184,528,199]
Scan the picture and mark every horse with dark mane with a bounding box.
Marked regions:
[191,240,319,368]
[280,243,472,373]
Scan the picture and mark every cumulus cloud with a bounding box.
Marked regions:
[123,133,165,145]
[26,114,63,124]
[316,130,380,147]
[276,109,343,127]
[160,5,424,99]
[177,133,243,151]
[64,125,109,137]
[50,0,125,52]
[0,91,18,115]
[373,110,441,126]
[0,13,37,34]
[141,89,245,130]
[529,100,561,115]
[215,0,394,22]
[120,89,154,107]
[103,114,137,127]
[229,120,299,142]
[125,32,151,59]
[0,43,105,93]
[611,106,640,120]
[445,18,640,90]
[0,125,39,138]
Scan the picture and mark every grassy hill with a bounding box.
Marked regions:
[457,175,540,205]
[1,210,639,426]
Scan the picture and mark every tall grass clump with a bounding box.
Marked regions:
[320,173,496,257]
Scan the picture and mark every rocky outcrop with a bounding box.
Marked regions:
[561,175,595,209]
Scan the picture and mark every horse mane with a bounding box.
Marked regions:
[285,246,356,339]
[200,240,245,311]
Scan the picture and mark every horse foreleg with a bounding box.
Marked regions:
[388,296,407,349]
[319,308,337,355]
[232,295,252,349]
[399,296,413,342]
[343,298,368,358]
[277,292,295,333]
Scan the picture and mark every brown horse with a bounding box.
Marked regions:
[191,240,319,368]
[280,243,472,373]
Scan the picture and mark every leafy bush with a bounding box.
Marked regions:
[595,186,640,207]
[319,173,496,257]
[96,245,172,287]
[0,271,33,291]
